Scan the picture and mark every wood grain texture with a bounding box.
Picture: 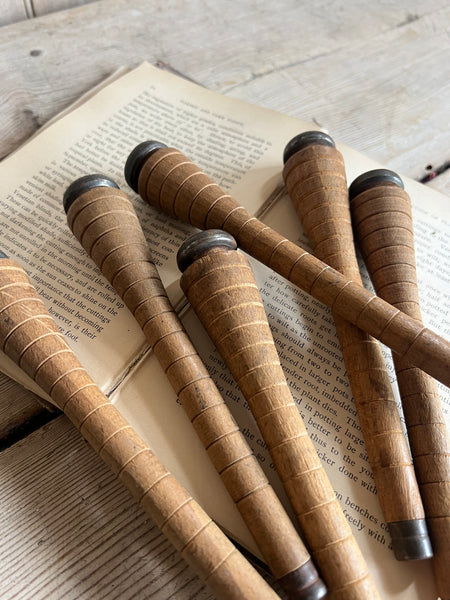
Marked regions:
[135,146,450,387]
[32,0,97,17]
[0,414,218,600]
[0,0,96,26]
[0,0,448,176]
[350,180,450,598]
[180,244,380,600]
[0,370,57,448]
[0,2,29,27]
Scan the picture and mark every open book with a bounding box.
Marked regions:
[0,62,448,599]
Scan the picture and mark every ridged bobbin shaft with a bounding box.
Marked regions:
[0,256,280,600]
[124,141,450,390]
[350,170,450,597]
[282,132,432,562]
[179,230,381,600]
[63,177,326,600]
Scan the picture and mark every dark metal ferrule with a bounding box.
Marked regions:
[283,131,335,164]
[124,141,168,193]
[177,230,237,273]
[63,174,119,214]
[388,518,433,561]
[0,250,9,259]
[279,559,327,600]
[348,169,404,201]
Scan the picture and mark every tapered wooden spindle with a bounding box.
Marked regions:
[63,175,326,600]
[282,131,432,560]
[349,170,450,599]
[0,253,281,600]
[178,230,381,600]
[124,142,450,389]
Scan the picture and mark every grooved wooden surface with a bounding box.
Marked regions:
[65,185,317,593]
[0,259,280,600]
[0,414,216,600]
[283,144,426,532]
[181,248,380,600]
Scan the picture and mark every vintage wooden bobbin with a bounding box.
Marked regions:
[177,229,381,600]
[282,131,432,561]
[63,175,327,600]
[0,252,280,600]
[124,141,450,389]
[349,169,450,599]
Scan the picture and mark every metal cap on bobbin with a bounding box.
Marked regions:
[124,141,168,193]
[279,566,327,600]
[177,230,237,273]
[63,174,119,214]
[283,131,335,164]
[348,169,404,201]
[388,519,433,561]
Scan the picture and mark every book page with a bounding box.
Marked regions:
[0,61,314,394]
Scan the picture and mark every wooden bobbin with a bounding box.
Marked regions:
[350,170,450,599]
[0,255,280,600]
[282,132,432,561]
[124,142,450,389]
[178,230,381,600]
[63,175,327,600]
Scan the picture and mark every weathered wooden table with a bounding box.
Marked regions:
[0,1,449,598]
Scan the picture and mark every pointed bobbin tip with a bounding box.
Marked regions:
[283,131,335,164]
[0,250,8,259]
[348,169,404,201]
[177,230,237,273]
[63,174,119,214]
[124,141,168,193]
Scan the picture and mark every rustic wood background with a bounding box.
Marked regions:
[1,0,95,25]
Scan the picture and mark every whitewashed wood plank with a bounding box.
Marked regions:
[32,1,97,17]
[0,0,448,173]
[0,415,219,600]
[221,6,450,183]
[0,1,29,26]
